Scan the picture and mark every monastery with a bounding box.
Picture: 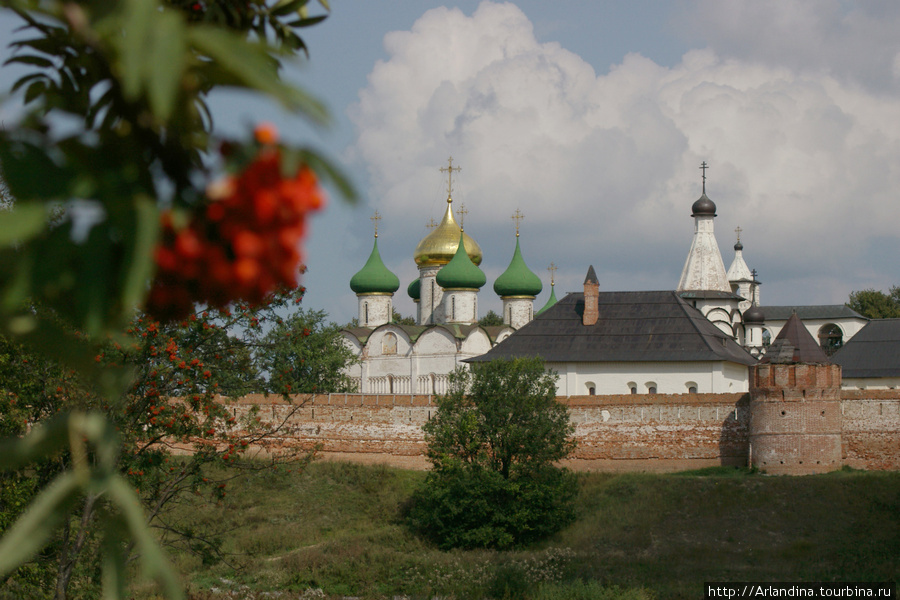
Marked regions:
[341,161,871,395]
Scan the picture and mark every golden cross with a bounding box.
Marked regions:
[735,226,742,243]
[511,208,524,237]
[548,262,557,286]
[425,217,437,230]
[439,156,462,198]
[456,202,468,229]
[370,210,381,237]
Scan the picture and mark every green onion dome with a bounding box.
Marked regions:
[436,232,486,290]
[493,236,542,298]
[350,237,400,295]
[536,284,558,316]
[407,278,420,301]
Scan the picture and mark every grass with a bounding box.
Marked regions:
[132,462,900,600]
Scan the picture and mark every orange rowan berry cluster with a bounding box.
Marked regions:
[148,139,323,321]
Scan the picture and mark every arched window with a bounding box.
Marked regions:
[364,302,369,326]
[387,374,394,394]
[645,382,657,394]
[627,381,637,394]
[762,328,772,347]
[818,323,843,356]
[585,381,596,396]
[382,332,397,355]
[686,381,698,394]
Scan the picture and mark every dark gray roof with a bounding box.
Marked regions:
[469,291,757,365]
[831,319,900,378]
[760,305,866,321]
[679,290,744,301]
[760,312,830,364]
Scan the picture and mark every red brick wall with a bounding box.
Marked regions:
[220,389,900,473]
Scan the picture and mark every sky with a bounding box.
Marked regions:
[3,1,900,325]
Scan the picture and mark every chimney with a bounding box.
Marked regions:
[583,265,599,326]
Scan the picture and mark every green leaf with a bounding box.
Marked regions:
[0,413,70,470]
[107,476,185,599]
[272,0,308,17]
[116,0,156,101]
[118,195,159,313]
[296,148,358,203]
[0,471,81,576]
[146,12,186,122]
[187,26,329,124]
[0,203,47,247]
[0,140,70,200]
[3,54,54,68]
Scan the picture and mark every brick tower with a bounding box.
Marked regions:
[749,312,842,475]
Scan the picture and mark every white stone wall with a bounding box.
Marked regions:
[441,289,478,324]
[417,266,442,325]
[550,360,750,396]
[842,377,900,390]
[357,294,392,328]
[501,297,534,329]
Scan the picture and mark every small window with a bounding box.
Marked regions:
[646,382,657,394]
[585,381,596,396]
[686,381,698,394]
[762,328,772,347]
[627,381,637,394]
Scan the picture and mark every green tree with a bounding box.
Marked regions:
[478,309,504,327]
[847,287,900,319]
[406,357,577,550]
[391,308,416,326]
[261,307,358,394]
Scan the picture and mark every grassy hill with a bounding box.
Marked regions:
[133,461,900,600]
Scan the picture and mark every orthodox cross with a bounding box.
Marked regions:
[370,210,381,238]
[700,161,708,194]
[425,217,437,230]
[751,268,758,281]
[548,262,557,286]
[512,208,524,237]
[440,156,462,197]
[456,202,468,229]
[735,226,743,243]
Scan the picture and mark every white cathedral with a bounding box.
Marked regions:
[341,162,868,396]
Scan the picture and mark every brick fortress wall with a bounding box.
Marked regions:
[221,389,899,472]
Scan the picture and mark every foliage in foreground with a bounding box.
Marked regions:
[406,358,578,550]
[0,290,353,599]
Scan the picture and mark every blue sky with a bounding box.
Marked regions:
[4,1,900,325]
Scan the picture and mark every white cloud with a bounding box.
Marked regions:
[349,1,900,312]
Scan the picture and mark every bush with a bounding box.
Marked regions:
[406,357,578,550]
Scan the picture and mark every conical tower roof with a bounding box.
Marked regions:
[727,234,753,283]
[760,312,830,364]
[350,236,400,295]
[436,232,486,290]
[494,236,542,298]
[413,198,482,267]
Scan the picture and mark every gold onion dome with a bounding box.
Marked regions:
[413,198,482,267]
